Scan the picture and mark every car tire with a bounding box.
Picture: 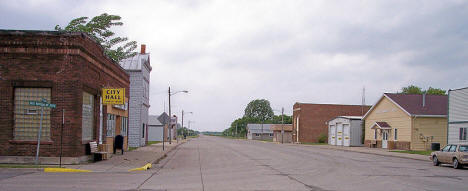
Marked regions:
[432,156,440,166]
[453,158,462,169]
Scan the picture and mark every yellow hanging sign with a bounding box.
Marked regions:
[102,88,125,105]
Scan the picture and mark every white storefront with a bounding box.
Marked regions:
[328,116,363,147]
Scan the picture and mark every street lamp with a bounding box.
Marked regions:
[168,86,188,145]
[180,110,193,142]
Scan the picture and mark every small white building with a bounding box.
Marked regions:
[328,116,363,146]
[448,87,468,145]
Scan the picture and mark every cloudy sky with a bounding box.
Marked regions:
[1,0,467,131]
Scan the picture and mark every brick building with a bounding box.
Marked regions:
[292,103,371,143]
[0,30,130,164]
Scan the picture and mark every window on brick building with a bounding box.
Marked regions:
[82,92,95,141]
[14,88,51,141]
[106,114,116,137]
[142,123,146,138]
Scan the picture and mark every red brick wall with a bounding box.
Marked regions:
[292,103,371,143]
[0,30,129,158]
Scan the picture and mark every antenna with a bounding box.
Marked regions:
[361,86,366,116]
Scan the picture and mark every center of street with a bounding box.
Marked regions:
[1,135,466,191]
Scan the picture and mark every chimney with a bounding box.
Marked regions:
[422,93,426,107]
[140,44,146,54]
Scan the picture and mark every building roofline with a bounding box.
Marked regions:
[0,29,130,77]
[294,102,371,107]
[449,87,468,92]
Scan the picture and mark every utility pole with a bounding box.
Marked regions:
[281,107,284,144]
[181,110,184,143]
[168,87,172,144]
[235,124,238,137]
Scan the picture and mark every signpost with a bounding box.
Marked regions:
[29,99,56,165]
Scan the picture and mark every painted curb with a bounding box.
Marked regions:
[44,168,91,173]
[128,163,152,171]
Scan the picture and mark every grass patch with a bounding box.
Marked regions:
[302,142,328,145]
[128,147,138,151]
[390,150,433,156]
[147,141,161,145]
[0,164,58,168]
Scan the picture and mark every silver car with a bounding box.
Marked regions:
[430,144,468,169]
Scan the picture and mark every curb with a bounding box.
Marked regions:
[151,139,189,164]
[311,146,429,162]
[128,163,152,171]
[44,168,91,173]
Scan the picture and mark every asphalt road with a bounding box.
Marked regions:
[1,135,467,191]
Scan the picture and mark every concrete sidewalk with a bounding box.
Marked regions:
[302,144,430,161]
[64,139,189,172]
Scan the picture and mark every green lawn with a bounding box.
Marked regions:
[390,150,433,156]
[0,164,58,168]
[128,147,138,151]
[147,141,161,145]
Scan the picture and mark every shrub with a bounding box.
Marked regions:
[318,133,328,143]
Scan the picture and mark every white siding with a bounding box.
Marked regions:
[448,88,468,145]
[148,125,164,141]
[328,117,363,146]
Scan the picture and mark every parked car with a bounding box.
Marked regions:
[430,144,468,169]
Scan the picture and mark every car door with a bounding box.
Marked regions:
[439,145,451,163]
[448,145,458,163]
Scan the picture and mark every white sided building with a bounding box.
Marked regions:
[119,45,152,147]
[328,116,363,146]
[448,87,468,145]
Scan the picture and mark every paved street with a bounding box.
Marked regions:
[1,135,467,191]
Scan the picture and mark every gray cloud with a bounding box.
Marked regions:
[1,0,467,131]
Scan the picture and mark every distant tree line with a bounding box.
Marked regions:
[223,99,292,137]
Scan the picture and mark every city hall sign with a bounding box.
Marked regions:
[102,88,125,105]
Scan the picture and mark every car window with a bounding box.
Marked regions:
[449,145,457,152]
[442,145,451,152]
[459,145,468,152]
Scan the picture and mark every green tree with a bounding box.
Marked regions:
[244,99,274,121]
[55,13,137,62]
[401,85,423,94]
[400,85,446,95]
[424,87,446,95]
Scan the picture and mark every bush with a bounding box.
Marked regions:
[318,133,328,143]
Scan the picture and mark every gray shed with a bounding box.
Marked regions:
[448,87,468,145]
[328,116,363,146]
[247,124,274,141]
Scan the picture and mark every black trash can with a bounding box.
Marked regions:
[114,135,124,155]
[431,143,440,151]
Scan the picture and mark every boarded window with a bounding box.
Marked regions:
[107,114,116,137]
[14,88,51,141]
[460,128,467,140]
[82,92,94,141]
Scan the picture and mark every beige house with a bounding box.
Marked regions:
[364,93,448,150]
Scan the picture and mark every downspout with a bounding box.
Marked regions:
[447,90,451,145]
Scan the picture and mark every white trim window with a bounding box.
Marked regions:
[106,114,116,137]
[460,128,467,141]
[394,129,398,141]
[121,117,128,136]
